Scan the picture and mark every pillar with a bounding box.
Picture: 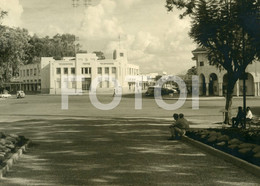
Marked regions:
[254,82,258,96]
[218,82,223,96]
[257,82,260,96]
[206,83,209,96]
[236,80,239,97]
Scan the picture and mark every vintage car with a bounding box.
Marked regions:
[16,90,25,98]
[0,93,12,98]
[145,86,175,96]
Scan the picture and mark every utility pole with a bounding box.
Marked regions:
[72,0,92,55]
[242,0,247,129]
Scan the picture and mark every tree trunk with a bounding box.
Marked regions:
[224,77,236,124]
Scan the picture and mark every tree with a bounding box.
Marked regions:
[0,26,31,87]
[26,33,80,63]
[182,66,197,94]
[0,10,7,23]
[166,0,260,123]
[93,51,105,60]
[186,66,197,76]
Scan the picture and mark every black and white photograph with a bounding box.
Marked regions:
[0,0,259,185]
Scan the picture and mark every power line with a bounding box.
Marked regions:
[72,0,92,8]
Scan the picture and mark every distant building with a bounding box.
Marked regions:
[16,49,140,94]
[18,63,41,92]
[192,48,260,96]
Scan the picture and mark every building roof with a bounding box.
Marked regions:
[192,47,207,53]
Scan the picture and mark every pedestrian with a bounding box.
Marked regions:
[232,106,244,128]
[113,88,116,97]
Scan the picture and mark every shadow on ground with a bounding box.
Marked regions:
[0,117,259,185]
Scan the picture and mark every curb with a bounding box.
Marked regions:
[182,136,260,178]
[0,140,31,179]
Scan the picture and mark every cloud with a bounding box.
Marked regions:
[77,0,123,40]
[0,0,23,27]
[115,0,141,8]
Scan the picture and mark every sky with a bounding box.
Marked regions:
[0,0,196,75]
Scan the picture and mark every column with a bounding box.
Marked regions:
[254,82,258,96]
[218,82,223,96]
[206,83,209,96]
[257,82,260,96]
[236,80,239,97]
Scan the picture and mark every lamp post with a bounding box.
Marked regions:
[242,0,246,129]
[72,0,91,55]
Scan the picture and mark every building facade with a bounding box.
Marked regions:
[17,49,140,94]
[192,48,260,96]
[18,63,41,92]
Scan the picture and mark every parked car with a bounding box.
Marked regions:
[168,87,179,94]
[0,93,12,98]
[17,90,25,98]
[145,86,174,96]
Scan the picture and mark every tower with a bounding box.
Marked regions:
[113,49,127,61]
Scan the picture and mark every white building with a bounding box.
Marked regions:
[192,48,260,96]
[18,63,41,92]
[18,49,140,94]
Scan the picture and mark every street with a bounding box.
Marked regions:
[0,95,260,185]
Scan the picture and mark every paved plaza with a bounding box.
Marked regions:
[0,95,260,185]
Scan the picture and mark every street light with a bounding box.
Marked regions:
[242,0,246,129]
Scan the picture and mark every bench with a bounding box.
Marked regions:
[248,117,260,129]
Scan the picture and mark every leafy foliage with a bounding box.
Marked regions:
[93,51,106,60]
[0,26,31,85]
[166,0,260,123]
[26,34,80,64]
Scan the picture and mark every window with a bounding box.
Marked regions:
[20,70,22,77]
[98,67,102,74]
[27,69,29,76]
[23,70,25,77]
[105,67,109,74]
[120,53,124,57]
[89,68,91,74]
[85,68,88,74]
[81,68,84,74]
[199,61,204,66]
[30,69,33,76]
[71,68,75,74]
[34,68,37,76]
[64,68,68,74]
[112,67,116,74]
[56,68,61,74]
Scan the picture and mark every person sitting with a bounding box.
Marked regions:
[178,113,190,131]
[169,113,179,139]
[246,107,253,121]
[169,113,189,140]
[232,106,245,128]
